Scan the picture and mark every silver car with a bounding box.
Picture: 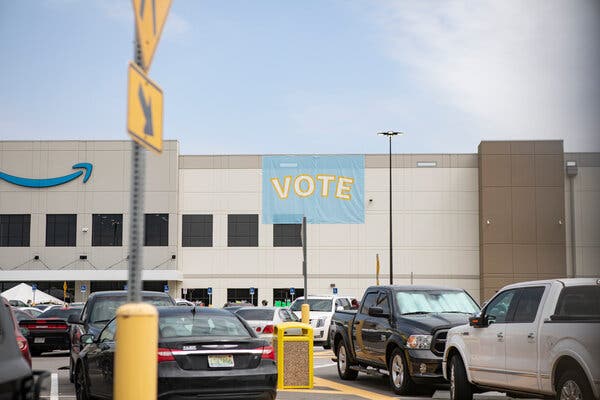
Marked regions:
[235,307,299,340]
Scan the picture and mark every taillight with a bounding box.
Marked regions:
[256,326,262,333]
[157,348,175,363]
[261,345,275,360]
[16,336,28,351]
[262,325,274,334]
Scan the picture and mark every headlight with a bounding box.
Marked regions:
[406,335,432,349]
[316,317,326,328]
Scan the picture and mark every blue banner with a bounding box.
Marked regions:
[262,155,365,224]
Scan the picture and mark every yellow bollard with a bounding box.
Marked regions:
[301,303,310,324]
[114,303,158,400]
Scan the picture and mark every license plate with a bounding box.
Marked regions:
[208,355,234,368]
[34,337,45,344]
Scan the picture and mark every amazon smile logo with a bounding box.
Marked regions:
[0,163,93,188]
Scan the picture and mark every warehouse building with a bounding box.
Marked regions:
[0,140,598,305]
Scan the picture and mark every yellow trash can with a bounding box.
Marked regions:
[273,322,314,390]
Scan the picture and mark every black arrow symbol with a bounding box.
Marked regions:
[138,85,154,136]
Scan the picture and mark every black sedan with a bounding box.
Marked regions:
[74,306,277,400]
[20,306,82,356]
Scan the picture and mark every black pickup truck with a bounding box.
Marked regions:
[329,285,480,395]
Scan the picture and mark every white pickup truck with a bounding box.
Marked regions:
[443,278,600,400]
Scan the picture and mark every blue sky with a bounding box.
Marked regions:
[1,0,598,154]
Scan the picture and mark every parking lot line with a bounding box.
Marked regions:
[313,377,399,400]
[50,373,58,400]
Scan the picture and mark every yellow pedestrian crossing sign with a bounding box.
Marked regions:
[127,62,163,154]
[133,0,172,71]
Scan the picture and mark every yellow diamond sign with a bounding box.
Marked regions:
[133,0,172,71]
[127,62,163,154]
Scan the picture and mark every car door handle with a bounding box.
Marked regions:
[497,332,504,341]
[527,333,535,340]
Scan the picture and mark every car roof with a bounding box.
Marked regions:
[501,278,600,290]
[235,306,277,311]
[89,290,171,298]
[156,306,235,317]
[368,285,465,292]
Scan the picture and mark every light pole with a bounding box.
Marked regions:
[378,131,404,285]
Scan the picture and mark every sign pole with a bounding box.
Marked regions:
[301,216,309,324]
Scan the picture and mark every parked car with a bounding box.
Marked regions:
[329,285,480,395]
[175,298,195,306]
[19,307,43,318]
[0,296,48,400]
[32,304,60,312]
[68,290,175,383]
[235,306,299,341]
[290,295,356,349]
[3,298,32,366]
[443,278,600,400]
[73,306,277,400]
[19,306,83,356]
[8,299,28,307]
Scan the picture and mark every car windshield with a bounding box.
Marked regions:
[235,309,274,321]
[159,312,252,338]
[39,307,82,319]
[395,290,479,315]
[90,295,173,324]
[290,299,332,312]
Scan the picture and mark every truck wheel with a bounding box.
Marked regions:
[388,348,415,395]
[449,355,473,400]
[556,370,593,400]
[336,342,358,380]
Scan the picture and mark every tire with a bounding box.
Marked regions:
[69,356,75,383]
[556,370,594,400]
[388,348,415,395]
[336,341,358,380]
[75,364,90,400]
[449,355,473,400]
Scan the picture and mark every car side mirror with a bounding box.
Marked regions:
[368,306,389,318]
[469,315,489,328]
[68,314,82,324]
[80,334,95,344]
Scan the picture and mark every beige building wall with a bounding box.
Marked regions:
[179,154,480,306]
[564,152,600,278]
[0,141,181,299]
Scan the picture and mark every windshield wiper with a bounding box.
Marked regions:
[402,311,430,315]
[439,311,473,314]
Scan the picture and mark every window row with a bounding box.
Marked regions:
[0,214,301,248]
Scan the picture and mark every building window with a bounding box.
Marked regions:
[227,288,258,306]
[92,214,123,246]
[228,214,258,247]
[46,214,76,247]
[182,215,213,247]
[182,288,211,306]
[273,288,304,307]
[0,214,30,247]
[273,223,301,247]
[145,214,168,246]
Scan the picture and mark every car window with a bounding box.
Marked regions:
[512,287,545,323]
[39,307,82,319]
[360,293,378,314]
[377,292,390,315]
[338,298,352,310]
[555,286,600,318]
[159,313,252,338]
[235,309,274,321]
[278,309,297,322]
[485,289,517,324]
[395,290,480,314]
[99,319,116,342]
[290,299,332,312]
[90,295,173,323]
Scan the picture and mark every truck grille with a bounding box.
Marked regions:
[431,329,448,356]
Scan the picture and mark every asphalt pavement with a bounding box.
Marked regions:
[33,348,516,400]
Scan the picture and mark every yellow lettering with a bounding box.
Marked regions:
[316,174,336,197]
[335,176,354,200]
[294,175,315,197]
[270,176,292,199]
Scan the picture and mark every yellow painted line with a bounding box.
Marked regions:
[280,389,344,394]
[313,377,398,400]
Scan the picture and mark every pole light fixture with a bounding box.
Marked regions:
[377,131,404,285]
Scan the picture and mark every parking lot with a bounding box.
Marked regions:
[34,348,514,400]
